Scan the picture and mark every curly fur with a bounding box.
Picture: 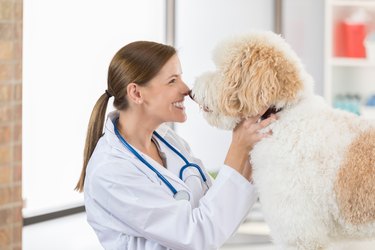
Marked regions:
[218,36,303,117]
[334,129,375,225]
[191,31,375,250]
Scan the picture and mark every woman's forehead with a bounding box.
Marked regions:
[157,55,182,78]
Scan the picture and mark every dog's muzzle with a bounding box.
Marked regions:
[188,90,213,113]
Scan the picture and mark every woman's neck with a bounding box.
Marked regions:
[117,109,160,151]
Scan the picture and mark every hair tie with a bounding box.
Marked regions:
[105,90,113,98]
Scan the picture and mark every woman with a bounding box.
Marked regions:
[75,41,275,250]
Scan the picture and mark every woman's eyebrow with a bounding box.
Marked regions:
[166,73,181,79]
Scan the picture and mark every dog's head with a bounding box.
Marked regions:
[191,31,314,129]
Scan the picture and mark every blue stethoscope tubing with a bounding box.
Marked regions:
[114,119,209,200]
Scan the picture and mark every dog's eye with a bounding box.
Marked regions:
[200,105,212,113]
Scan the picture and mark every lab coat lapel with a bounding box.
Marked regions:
[104,112,190,190]
[141,152,191,191]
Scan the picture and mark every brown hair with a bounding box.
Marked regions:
[75,41,176,192]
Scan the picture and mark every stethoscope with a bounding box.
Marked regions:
[114,119,209,201]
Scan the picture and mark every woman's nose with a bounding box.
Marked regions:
[180,80,190,95]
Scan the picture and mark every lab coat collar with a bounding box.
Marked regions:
[105,110,168,137]
[104,111,169,155]
[103,111,191,191]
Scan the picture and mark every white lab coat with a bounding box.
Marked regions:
[84,111,258,250]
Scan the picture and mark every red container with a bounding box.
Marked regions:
[342,22,366,58]
[334,22,346,57]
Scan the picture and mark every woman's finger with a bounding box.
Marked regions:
[258,115,276,129]
[242,115,261,129]
[234,118,246,131]
[252,132,268,143]
[246,114,261,122]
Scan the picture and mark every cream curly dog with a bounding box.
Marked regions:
[191,31,375,250]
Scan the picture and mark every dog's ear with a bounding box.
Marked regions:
[218,40,303,117]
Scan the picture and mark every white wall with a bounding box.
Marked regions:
[23,0,166,216]
[282,0,325,96]
[175,0,274,172]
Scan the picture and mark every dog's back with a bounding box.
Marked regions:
[251,94,375,248]
[333,113,375,240]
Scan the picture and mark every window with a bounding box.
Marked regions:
[23,0,166,217]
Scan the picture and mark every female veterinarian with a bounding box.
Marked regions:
[75,41,275,250]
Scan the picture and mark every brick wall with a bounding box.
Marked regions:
[0,0,23,249]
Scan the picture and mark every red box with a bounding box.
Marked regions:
[334,22,367,58]
[342,22,366,58]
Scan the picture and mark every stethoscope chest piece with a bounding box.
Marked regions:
[173,190,190,201]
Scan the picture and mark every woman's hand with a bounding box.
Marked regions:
[232,114,276,152]
[224,114,276,179]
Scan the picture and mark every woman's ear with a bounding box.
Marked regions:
[127,83,143,104]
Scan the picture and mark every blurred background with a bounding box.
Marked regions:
[1,0,375,249]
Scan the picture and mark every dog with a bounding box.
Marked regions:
[190,31,375,250]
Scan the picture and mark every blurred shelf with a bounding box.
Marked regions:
[361,106,375,119]
[325,0,375,105]
[331,57,375,67]
[331,0,375,7]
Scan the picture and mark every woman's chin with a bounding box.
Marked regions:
[173,113,187,123]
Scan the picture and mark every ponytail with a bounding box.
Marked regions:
[75,92,111,192]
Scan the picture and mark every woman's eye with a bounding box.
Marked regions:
[169,78,176,84]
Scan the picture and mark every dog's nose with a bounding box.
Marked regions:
[188,90,195,101]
